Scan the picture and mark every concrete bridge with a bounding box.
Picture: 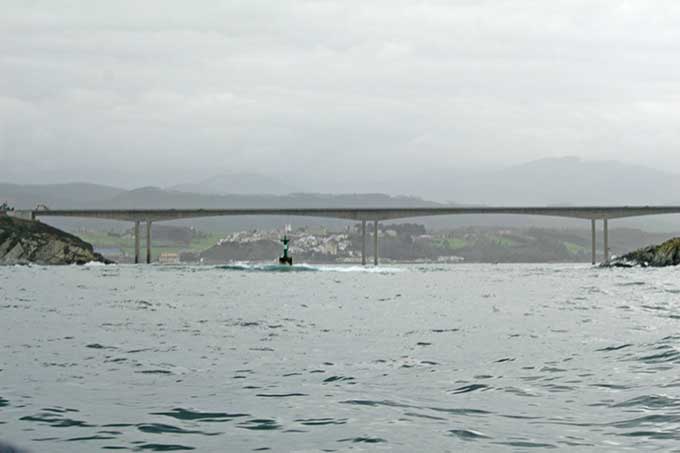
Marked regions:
[15,206,680,264]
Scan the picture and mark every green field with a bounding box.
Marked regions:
[489,235,520,247]
[445,238,467,249]
[563,241,587,255]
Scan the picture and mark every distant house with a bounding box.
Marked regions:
[158,253,180,264]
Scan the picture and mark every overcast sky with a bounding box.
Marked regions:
[1,1,679,190]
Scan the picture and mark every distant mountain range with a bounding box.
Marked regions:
[3,158,680,232]
[169,173,298,196]
[0,183,435,233]
[0,182,125,209]
[4,157,680,207]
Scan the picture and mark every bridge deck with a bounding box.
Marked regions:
[17,205,680,265]
[25,206,680,222]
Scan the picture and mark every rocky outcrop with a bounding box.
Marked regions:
[0,216,112,265]
[609,238,680,267]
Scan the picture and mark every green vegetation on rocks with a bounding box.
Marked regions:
[610,238,680,267]
[0,216,110,265]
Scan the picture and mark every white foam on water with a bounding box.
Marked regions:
[215,262,403,273]
[315,265,403,273]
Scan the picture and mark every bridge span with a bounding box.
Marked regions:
[15,206,680,265]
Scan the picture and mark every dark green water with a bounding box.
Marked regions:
[2,263,680,452]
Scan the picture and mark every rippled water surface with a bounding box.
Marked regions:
[2,263,680,452]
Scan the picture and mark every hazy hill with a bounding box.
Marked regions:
[476,157,680,205]
[96,188,437,231]
[170,173,298,196]
[1,185,438,233]
[420,157,680,205]
[0,182,125,209]
[79,156,680,207]
[104,187,434,209]
[5,157,679,208]
[4,157,680,233]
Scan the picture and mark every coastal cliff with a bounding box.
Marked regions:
[609,238,680,267]
[0,216,111,265]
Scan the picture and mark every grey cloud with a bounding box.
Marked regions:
[1,1,679,191]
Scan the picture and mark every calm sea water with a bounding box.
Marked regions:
[2,263,680,452]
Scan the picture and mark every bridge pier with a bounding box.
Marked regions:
[603,217,609,263]
[374,220,379,266]
[146,221,152,264]
[591,219,596,265]
[361,220,367,265]
[134,221,141,264]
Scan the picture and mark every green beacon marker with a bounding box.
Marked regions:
[279,235,293,265]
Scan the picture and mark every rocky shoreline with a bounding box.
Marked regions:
[608,237,680,268]
[0,216,111,265]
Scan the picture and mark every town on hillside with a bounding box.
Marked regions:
[73,222,672,265]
